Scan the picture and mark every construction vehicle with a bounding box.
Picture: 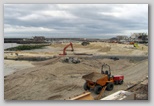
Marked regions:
[81,41,90,46]
[113,75,124,85]
[130,42,135,45]
[82,63,124,94]
[59,42,74,55]
[133,43,139,49]
[82,63,114,94]
[129,42,139,49]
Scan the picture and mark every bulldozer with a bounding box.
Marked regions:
[82,63,114,94]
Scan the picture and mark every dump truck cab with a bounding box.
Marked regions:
[101,63,112,79]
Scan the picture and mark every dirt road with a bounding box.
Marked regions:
[99,59,148,98]
[118,59,148,83]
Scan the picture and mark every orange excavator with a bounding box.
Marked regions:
[59,42,74,55]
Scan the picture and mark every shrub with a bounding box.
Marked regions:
[5,44,47,51]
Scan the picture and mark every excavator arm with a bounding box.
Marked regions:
[60,42,74,55]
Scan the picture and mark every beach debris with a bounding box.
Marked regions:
[62,57,80,64]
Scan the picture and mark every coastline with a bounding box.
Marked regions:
[4,60,34,76]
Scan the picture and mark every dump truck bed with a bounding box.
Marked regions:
[82,72,106,82]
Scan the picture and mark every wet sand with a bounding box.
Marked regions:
[4,60,35,76]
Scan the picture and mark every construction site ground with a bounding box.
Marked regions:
[4,42,148,100]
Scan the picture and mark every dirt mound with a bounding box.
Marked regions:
[4,58,98,100]
[98,46,111,52]
[32,56,61,66]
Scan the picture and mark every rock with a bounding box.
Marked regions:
[62,57,80,64]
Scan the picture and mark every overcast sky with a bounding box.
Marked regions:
[4,4,148,38]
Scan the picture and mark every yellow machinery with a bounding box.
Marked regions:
[133,43,139,49]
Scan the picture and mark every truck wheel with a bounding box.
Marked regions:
[83,82,90,91]
[106,83,114,91]
[114,81,119,85]
[94,85,102,94]
[118,80,123,85]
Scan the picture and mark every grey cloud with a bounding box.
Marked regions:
[4,4,148,38]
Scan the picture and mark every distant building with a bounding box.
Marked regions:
[109,37,118,43]
[116,36,129,41]
[33,36,45,42]
[130,33,142,40]
[130,33,148,42]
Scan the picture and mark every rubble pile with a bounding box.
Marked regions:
[62,57,80,64]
